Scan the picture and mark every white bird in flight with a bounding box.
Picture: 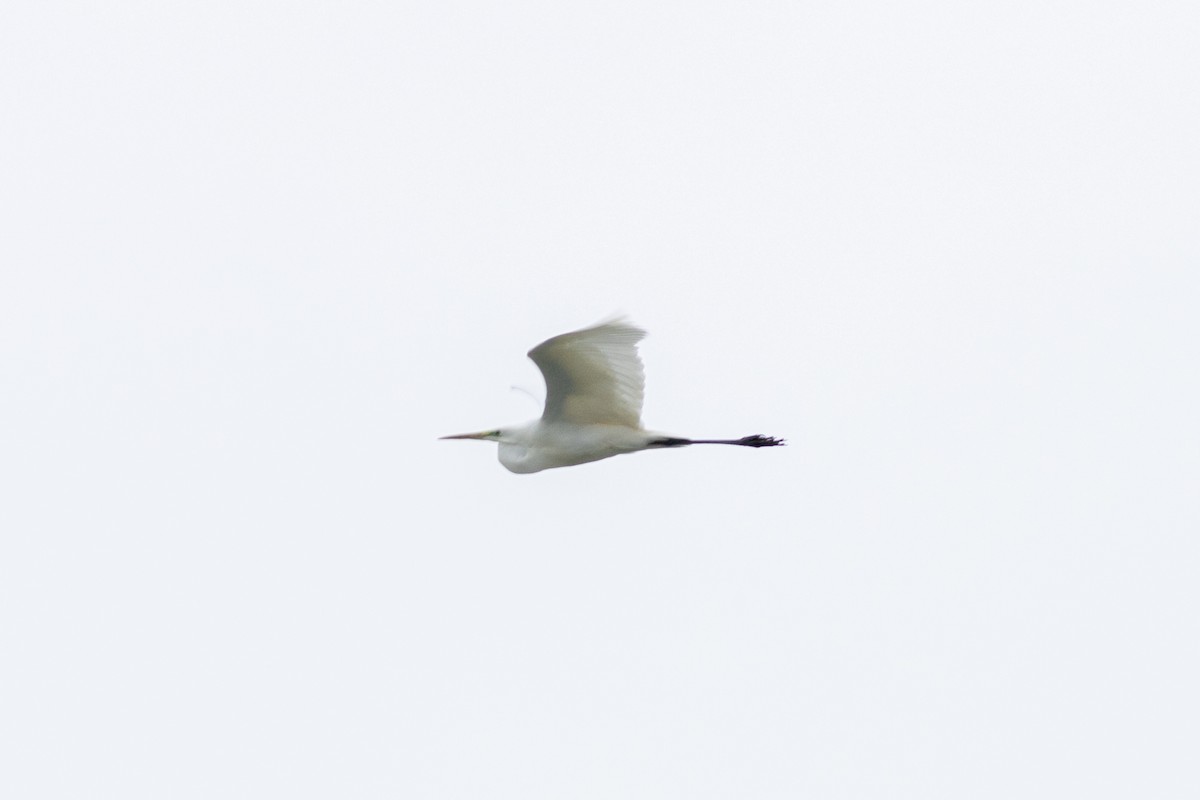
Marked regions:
[441,318,784,473]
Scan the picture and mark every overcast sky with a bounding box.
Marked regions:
[3,2,1198,798]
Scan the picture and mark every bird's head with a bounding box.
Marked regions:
[439,428,504,443]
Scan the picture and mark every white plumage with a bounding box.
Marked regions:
[441,317,784,474]
[529,318,646,427]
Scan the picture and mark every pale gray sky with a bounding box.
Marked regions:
[2,2,1198,798]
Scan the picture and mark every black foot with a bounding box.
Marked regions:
[738,435,785,447]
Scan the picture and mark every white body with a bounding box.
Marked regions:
[497,421,663,474]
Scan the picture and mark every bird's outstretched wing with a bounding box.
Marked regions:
[528,318,647,427]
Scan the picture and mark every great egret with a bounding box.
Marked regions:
[441,318,784,473]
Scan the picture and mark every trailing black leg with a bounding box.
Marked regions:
[649,434,785,448]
